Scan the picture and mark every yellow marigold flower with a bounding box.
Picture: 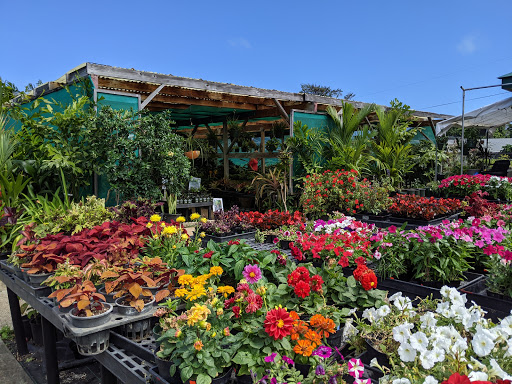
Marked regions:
[181,233,189,240]
[162,226,177,236]
[190,213,201,220]
[217,286,235,297]
[223,327,230,336]
[200,217,208,223]
[146,222,153,228]
[150,214,161,222]
[187,313,201,326]
[194,340,203,351]
[160,222,166,227]
[209,266,223,276]
[186,285,206,301]
[217,308,224,316]
[178,274,194,286]
[172,245,176,249]
[153,234,158,239]
[174,288,188,297]
[195,275,211,284]
[200,232,206,238]
[176,216,186,223]
[206,322,211,331]
[211,332,216,337]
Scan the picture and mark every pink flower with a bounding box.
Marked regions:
[354,379,371,384]
[388,226,397,234]
[497,219,505,227]
[347,358,364,378]
[242,264,262,284]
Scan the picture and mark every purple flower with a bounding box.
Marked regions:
[282,356,294,365]
[315,365,326,376]
[328,376,337,384]
[264,353,277,363]
[312,345,332,359]
[243,264,262,284]
[271,378,277,384]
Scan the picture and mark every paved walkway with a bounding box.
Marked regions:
[0,281,13,327]
[0,337,34,383]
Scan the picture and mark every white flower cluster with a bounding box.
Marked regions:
[383,287,512,384]
[313,217,355,234]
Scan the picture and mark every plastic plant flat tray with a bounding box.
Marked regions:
[202,231,256,246]
[110,331,157,363]
[0,267,159,338]
[459,278,512,322]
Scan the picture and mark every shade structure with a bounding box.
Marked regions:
[436,97,512,136]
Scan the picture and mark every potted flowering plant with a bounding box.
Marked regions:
[357,287,512,383]
[155,267,244,384]
[275,226,303,250]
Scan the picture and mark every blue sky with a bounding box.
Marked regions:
[1,0,511,116]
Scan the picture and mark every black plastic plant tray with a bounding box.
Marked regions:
[389,212,459,226]
[149,365,172,384]
[110,331,157,363]
[10,267,52,298]
[459,278,512,322]
[0,259,17,274]
[202,231,256,246]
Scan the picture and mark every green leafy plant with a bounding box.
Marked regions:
[88,107,190,202]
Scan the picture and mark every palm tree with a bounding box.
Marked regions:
[285,120,326,176]
[325,102,375,174]
[372,106,417,186]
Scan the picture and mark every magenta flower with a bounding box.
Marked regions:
[243,264,262,284]
[264,353,277,363]
[312,345,332,359]
[282,356,294,365]
[347,358,364,378]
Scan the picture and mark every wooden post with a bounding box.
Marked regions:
[260,128,266,174]
[223,121,229,180]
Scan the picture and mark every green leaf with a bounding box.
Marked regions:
[181,366,194,382]
[347,275,357,288]
[203,356,215,367]
[234,260,245,280]
[197,373,212,384]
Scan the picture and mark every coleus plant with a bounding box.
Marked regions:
[49,280,107,316]
[102,265,176,311]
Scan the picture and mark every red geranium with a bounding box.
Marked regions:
[294,280,311,298]
[360,270,378,290]
[264,308,294,340]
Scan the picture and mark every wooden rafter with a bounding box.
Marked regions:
[140,84,165,109]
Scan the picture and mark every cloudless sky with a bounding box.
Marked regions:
[1,0,511,116]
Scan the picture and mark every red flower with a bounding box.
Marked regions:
[248,158,258,171]
[353,264,369,281]
[310,275,323,292]
[224,297,235,309]
[338,256,349,268]
[264,308,293,340]
[237,283,254,296]
[228,240,240,245]
[245,293,263,313]
[294,280,311,298]
[203,251,214,259]
[360,270,377,290]
[440,373,471,384]
[232,306,241,318]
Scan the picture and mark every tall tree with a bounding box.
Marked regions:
[300,83,355,100]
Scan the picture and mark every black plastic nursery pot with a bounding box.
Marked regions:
[29,315,43,346]
[150,365,234,384]
[154,354,181,383]
[202,231,256,247]
[459,278,512,322]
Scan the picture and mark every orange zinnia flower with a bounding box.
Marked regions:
[293,339,314,356]
[304,329,322,348]
[310,314,336,338]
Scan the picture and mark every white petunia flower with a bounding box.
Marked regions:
[410,331,429,352]
[472,331,494,357]
[498,316,512,336]
[389,292,403,301]
[468,372,488,381]
[419,350,435,369]
[393,379,411,384]
[423,376,438,384]
[393,323,414,343]
[431,347,445,363]
[397,342,416,362]
[430,332,451,351]
[394,296,413,311]
[377,305,391,318]
[436,302,451,317]
[362,308,377,323]
[420,312,437,329]
[489,359,512,380]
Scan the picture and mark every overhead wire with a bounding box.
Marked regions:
[418,92,510,110]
